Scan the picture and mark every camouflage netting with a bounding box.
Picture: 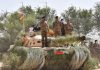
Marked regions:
[43,46,97,70]
[2,47,46,70]
[1,46,97,70]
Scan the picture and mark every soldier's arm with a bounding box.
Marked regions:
[38,21,41,27]
[45,21,49,29]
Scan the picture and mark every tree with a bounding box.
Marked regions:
[94,2,100,30]
[61,6,80,34]
[0,6,36,52]
[19,6,35,16]
[0,11,23,52]
[0,11,8,30]
[61,6,94,34]
[35,7,56,27]
[78,9,94,34]
[19,6,36,30]
[61,6,77,21]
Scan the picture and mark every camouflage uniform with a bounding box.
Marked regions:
[64,21,73,35]
[61,19,65,36]
[40,19,48,47]
[53,20,62,37]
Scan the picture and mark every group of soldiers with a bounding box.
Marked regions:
[39,16,73,47]
[89,40,100,48]
[21,16,74,47]
[53,16,73,36]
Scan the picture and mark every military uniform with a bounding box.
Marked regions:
[40,20,48,47]
[53,21,62,37]
[64,22,73,35]
[61,20,65,36]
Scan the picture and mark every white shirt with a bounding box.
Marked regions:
[29,27,33,32]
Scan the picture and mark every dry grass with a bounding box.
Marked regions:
[50,35,80,47]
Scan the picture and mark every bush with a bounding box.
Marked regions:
[81,57,98,70]
[2,47,27,70]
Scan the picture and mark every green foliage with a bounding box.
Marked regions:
[14,31,26,46]
[61,6,94,34]
[51,35,79,46]
[14,39,23,46]
[0,5,56,52]
[62,6,77,20]
[94,2,100,30]
[82,57,98,70]
[0,6,35,52]
[19,6,35,15]
[8,12,19,23]
[2,47,27,69]
[2,53,21,69]
[0,23,4,30]
[0,11,23,52]
[35,7,56,27]
[4,22,22,44]
[78,9,94,34]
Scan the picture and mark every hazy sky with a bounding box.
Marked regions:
[0,0,100,15]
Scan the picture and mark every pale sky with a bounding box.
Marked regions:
[0,0,100,15]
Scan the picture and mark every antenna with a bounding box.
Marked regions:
[22,2,23,6]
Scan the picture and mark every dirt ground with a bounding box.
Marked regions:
[0,62,100,70]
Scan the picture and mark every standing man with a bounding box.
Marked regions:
[53,16,62,37]
[61,19,65,36]
[40,16,49,47]
[93,40,100,47]
[65,19,73,35]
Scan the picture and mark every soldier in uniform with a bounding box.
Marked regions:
[93,40,100,47]
[64,19,73,35]
[53,16,62,37]
[61,19,65,36]
[40,16,49,47]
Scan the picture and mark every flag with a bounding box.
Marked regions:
[54,51,64,55]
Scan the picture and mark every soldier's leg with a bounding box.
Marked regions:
[55,31,59,37]
[59,30,62,36]
[54,29,57,37]
[44,32,48,47]
[42,32,45,47]
[57,31,61,36]
[54,32,57,37]
[62,28,65,36]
